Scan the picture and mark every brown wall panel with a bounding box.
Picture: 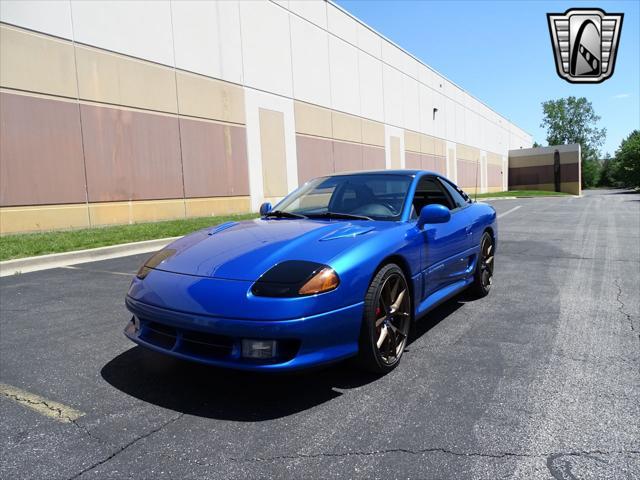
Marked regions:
[509,163,579,186]
[81,104,183,202]
[333,141,363,173]
[362,145,385,170]
[422,154,435,172]
[431,156,446,175]
[488,164,502,187]
[433,157,447,175]
[296,135,334,184]
[180,119,249,198]
[419,154,446,175]
[405,152,421,170]
[0,92,87,206]
[457,159,479,188]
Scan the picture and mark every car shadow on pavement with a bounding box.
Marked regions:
[101,346,378,421]
[101,296,466,422]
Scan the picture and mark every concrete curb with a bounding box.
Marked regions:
[0,237,180,277]
[480,195,580,201]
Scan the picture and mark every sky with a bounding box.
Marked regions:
[335,0,640,156]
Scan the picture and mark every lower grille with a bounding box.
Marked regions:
[138,319,233,359]
[142,322,177,349]
[181,330,233,358]
[132,317,300,363]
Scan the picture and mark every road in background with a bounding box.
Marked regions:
[1,189,638,479]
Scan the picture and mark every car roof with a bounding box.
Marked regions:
[325,169,440,177]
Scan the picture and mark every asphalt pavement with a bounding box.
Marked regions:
[1,189,638,479]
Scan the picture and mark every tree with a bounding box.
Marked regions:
[598,153,618,187]
[540,97,606,188]
[613,130,640,188]
[532,141,543,148]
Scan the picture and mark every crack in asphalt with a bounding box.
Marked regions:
[70,418,111,446]
[614,279,636,332]
[66,413,184,480]
[228,447,640,464]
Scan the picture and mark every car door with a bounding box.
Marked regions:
[410,176,469,299]
[438,177,480,249]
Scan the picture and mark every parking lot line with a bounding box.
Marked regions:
[0,383,84,423]
[497,206,521,219]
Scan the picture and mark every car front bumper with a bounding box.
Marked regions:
[124,296,364,371]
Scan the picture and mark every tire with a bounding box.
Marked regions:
[470,232,494,298]
[356,264,412,374]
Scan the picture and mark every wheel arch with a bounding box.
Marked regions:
[371,254,415,318]
[483,226,495,244]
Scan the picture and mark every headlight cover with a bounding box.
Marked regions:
[136,248,177,279]
[251,260,339,297]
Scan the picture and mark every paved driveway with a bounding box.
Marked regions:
[1,189,638,479]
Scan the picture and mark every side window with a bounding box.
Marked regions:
[438,179,468,209]
[410,176,455,218]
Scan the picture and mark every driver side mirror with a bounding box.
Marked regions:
[417,204,451,229]
[259,202,272,216]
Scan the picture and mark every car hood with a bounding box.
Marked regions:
[150,218,396,281]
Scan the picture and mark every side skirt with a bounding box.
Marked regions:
[414,277,473,321]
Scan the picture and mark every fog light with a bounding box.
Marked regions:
[132,316,141,333]
[241,339,277,359]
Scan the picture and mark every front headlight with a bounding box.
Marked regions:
[298,267,339,295]
[251,261,340,297]
[136,248,177,279]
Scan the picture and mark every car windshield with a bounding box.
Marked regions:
[275,174,413,221]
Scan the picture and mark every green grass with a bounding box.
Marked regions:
[474,190,571,199]
[0,213,258,261]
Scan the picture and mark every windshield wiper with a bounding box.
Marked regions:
[306,211,373,221]
[263,210,308,219]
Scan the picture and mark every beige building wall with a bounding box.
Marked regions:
[0,1,531,234]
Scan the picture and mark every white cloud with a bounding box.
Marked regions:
[612,93,630,99]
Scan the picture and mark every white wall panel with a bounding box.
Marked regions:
[171,1,220,78]
[326,3,357,45]
[381,40,417,78]
[356,23,381,58]
[432,91,445,139]
[402,74,420,132]
[240,1,292,97]
[445,97,456,142]
[287,0,327,29]
[71,1,174,66]
[358,51,384,122]
[290,15,331,106]
[418,64,432,87]
[382,64,402,127]
[329,36,360,115]
[1,0,73,39]
[217,1,244,84]
[419,84,433,136]
[455,103,465,144]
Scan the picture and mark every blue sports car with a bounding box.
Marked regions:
[125,170,496,373]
